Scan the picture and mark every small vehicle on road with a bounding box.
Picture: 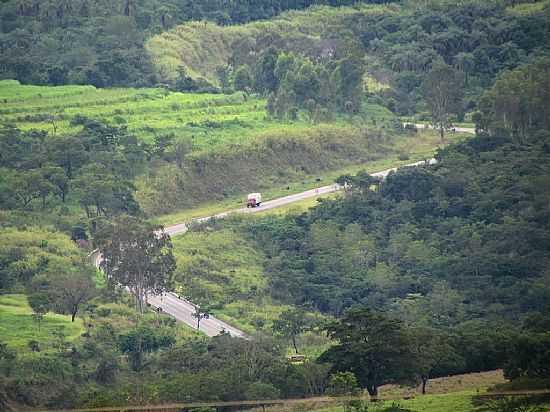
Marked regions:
[247,193,262,208]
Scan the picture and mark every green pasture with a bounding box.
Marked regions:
[0,80,395,153]
[0,294,84,351]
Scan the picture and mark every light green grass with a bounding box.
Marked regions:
[0,80,396,155]
[0,80,278,149]
[0,294,84,351]
[315,392,475,412]
[316,392,550,412]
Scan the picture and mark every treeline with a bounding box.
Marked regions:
[0,120,148,225]
[165,0,550,118]
[247,58,550,331]
[352,1,550,115]
[0,0,389,87]
[204,49,364,120]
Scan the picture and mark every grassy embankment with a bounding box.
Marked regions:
[155,127,467,225]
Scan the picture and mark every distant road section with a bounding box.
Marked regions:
[403,122,476,135]
[148,292,247,339]
[165,158,438,237]
[94,158,440,337]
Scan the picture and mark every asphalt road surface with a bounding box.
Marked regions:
[95,158,441,337]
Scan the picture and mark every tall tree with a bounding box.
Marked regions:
[118,326,175,371]
[319,307,415,398]
[31,264,96,322]
[422,61,464,142]
[409,328,463,394]
[272,308,313,354]
[97,216,176,313]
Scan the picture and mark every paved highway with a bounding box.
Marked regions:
[95,158,443,337]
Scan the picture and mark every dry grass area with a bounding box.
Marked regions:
[379,370,507,399]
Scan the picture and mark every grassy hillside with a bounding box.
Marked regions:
[0,79,396,153]
[0,294,84,351]
[146,4,397,85]
[172,224,288,334]
[0,80,283,150]
[1,78,466,219]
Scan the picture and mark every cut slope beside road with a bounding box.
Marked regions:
[165,158,438,237]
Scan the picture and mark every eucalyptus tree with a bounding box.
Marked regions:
[97,215,176,313]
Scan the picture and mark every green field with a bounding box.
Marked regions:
[0,79,291,150]
[0,294,84,351]
[0,80,396,153]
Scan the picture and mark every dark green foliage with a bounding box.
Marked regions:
[118,326,175,371]
[30,264,96,322]
[96,215,176,313]
[422,61,464,141]
[246,64,550,384]
[475,57,550,139]
[504,314,550,382]
[353,2,550,114]
[504,333,550,381]
[272,308,314,354]
[249,129,550,324]
[260,51,364,119]
[0,0,395,87]
[0,121,145,218]
[319,307,416,396]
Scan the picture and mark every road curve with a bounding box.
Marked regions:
[94,158,439,337]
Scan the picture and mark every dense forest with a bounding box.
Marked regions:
[248,57,550,324]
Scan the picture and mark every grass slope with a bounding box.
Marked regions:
[0,80,394,154]
[146,5,398,85]
[171,221,332,354]
[0,79,283,150]
[0,294,84,351]
[155,128,466,225]
[172,225,289,334]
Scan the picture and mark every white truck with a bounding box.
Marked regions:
[247,193,262,208]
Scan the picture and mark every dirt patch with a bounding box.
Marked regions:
[379,370,507,399]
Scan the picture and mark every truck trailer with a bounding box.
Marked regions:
[247,193,262,208]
